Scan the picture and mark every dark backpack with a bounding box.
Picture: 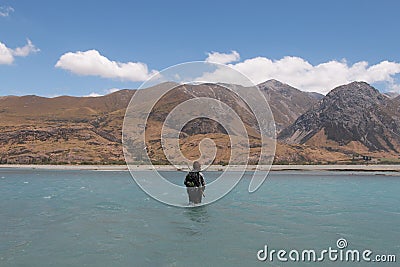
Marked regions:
[184,171,203,187]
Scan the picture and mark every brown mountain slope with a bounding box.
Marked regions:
[0,89,135,124]
[258,79,321,132]
[124,83,270,165]
[0,90,135,164]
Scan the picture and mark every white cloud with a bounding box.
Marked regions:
[84,92,103,97]
[106,88,121,94]
[0,42,14,64]
[12,39,40,56]
[54,48,400,94]
[199,54,400,94]
[55,50,158,82]
[82,88,122,97]
[205,50,240,64]
[0,39,40,64]
[0,6,14,17]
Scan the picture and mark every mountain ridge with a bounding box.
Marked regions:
[1,80,399,164]
[258,79,321,131]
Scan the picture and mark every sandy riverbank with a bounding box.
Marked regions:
[1,164,400,172]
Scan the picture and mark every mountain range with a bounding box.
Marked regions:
[1,80,399,164]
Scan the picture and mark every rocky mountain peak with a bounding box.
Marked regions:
[278,82,400,152]
[326,81,385,102]
[259,79,299,94]
[316,82,387,114]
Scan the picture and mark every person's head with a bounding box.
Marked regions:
[193,161,201,171]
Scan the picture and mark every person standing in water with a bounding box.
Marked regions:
[184,161,206,204]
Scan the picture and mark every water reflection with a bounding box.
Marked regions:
[183,206,210,224]
[170,206,211,237]
[170,206,210,238]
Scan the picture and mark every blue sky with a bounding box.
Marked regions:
[1,0,400,96]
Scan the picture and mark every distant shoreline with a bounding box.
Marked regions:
[1,164,400,172]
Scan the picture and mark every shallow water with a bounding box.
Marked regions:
[0,169,399,266]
